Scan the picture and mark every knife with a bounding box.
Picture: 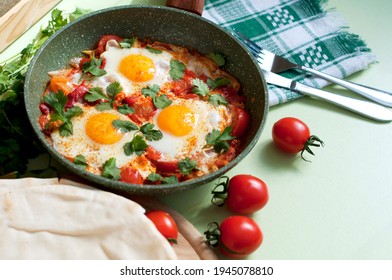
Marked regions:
[262,70,392,122]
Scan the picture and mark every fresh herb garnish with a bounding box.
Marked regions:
[112,119,138,133]
[119,38,136,48]
[192,78,228,106]
[117,104,135,115]
[207,53,226,67]
[205,126,235,153]
[84,81,122,110]
[141,84,160,97]
[74,154,88,169]
[81,55,107,77]
[102,158,121,180]
[169,60,186,80]
[43,91,83,137]
[141,84,172,109]
[123,135,148,156]
[207,77,231,90]
[147,173,179,184]
[140,123,163,141]
[178,157,198,175]
[0,8,90,177]
[146,46,162,54]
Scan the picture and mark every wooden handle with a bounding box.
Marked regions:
[166,0,205,16]
[0,0,60,52]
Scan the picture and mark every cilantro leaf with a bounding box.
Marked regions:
[95,102,112,111]
[84,87,108,102]
[153,94,172,109]
[112,119,138,133]
[140,123,163,141]
[178,157,198,175]
[106,81,122,98]
[117,104,135,115]
[102,158,121,180]
[146,46,162,54]
[162,176,179,184]
[207,77,231,90]
[74,154,88,169]
[43,91,83,137]
[81,55,107,77]
[43,90,67,114]
[207,53,225,67]
[119,38,136,48]
[123,135,148,156]
[205,126,235,153]
[192,78,210,97]
[208,94,228,106]
[170,60,186,80]
[141,84,160,98]
[191,78,228,106]
[147,172,163,182]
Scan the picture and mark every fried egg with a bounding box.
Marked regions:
[100,44,173,95]
[51,105,136,173]
[148,99,230,161]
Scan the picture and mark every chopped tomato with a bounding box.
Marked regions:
[145,146,162,161]
[151,160,179,174]
[65,83,89,108]
[124,95,156,124]
[231,107,250,138]
[120,166,144,184]
[95,35,123,55]
[170,69,197,96]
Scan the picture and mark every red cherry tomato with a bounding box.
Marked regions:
[146,210,178,244]
[120,166,144,184]
[231,107,251,138]
[226,175,269,214]
[205,216,263,258]
[211,175,268,214]
[272,117,324,161]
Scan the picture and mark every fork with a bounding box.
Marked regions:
[232,29,392,107]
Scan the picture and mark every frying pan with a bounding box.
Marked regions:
[24,1,268,195]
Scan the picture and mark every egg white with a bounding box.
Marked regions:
[100,45,173,95]
[51,105,137,173]
[148,99,230,161]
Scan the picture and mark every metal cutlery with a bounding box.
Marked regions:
[233,29,392,107]
[262,70,392,122]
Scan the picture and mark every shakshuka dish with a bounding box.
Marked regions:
[38,35,250,185]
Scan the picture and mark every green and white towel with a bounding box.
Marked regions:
[202,0,377,106]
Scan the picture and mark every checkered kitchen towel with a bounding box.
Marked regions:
[202,0,377,106]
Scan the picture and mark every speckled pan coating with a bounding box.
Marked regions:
[24,5,268,196]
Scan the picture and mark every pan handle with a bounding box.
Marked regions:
[166,0,205,16]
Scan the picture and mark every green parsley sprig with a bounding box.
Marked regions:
[141,84,172,109]
[205,126,235,153]
[43,91,83,137]
[0,8,90,177]
[84,81,122,111]
[192,78,229,106]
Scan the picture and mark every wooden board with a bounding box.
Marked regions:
[0,0,60,52]
[0,177,218,260]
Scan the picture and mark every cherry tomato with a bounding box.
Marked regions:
[146,210,178,244]
[205,216,263,258]
[228,175,268,214]
[211,175,268,214]
[231,107,251,138]
[272,117,324,161]
[120,166,144,184]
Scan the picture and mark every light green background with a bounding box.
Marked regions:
[2,0,391,260]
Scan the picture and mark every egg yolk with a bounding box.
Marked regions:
[119,54,155,82]
[85,112,123,144]
[157,105,195,136]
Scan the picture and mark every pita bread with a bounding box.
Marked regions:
[0,179,177,260]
